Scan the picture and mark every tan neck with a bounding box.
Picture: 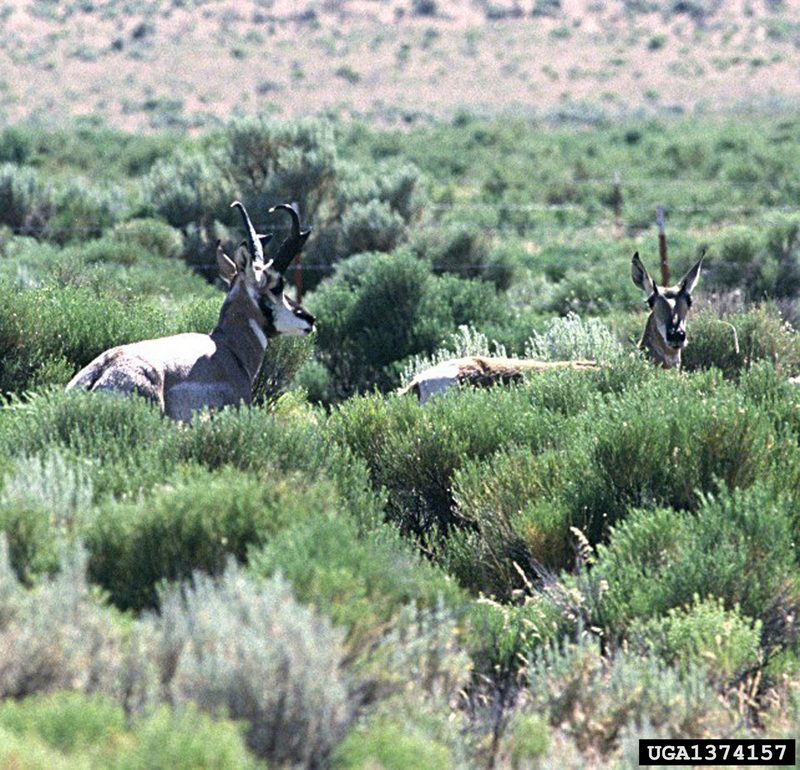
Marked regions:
[211,284,268,383]
[639,314,681,369]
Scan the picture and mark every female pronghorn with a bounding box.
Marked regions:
[401,251,703,403]
[67,202,315,421]
[630,251,703,369]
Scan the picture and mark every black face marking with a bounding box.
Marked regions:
[256,296,279,338]
[272,276,285,294]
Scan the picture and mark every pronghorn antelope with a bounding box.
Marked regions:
[66,201,315,421]
[401,251,703,403]
[631,251,703,369]
[399,357,598,404]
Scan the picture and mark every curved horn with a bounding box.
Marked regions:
[269,202,311,273]
[231,201,264,265]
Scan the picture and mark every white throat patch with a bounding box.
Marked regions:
[247,317,267,351]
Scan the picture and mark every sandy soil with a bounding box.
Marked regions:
[0,0,798,131]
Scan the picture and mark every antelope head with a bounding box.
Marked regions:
[631,251,703,368]
[217,201,315,338]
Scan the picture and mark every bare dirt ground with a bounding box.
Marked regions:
[0,0,799,131]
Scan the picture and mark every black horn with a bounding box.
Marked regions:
[231,201,264,265]
[269,202,311,273]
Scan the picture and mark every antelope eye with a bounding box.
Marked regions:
[271,276,285,294]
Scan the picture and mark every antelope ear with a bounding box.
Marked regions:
[679,254,704,296]
[631,252,656,297]
[216,242,237,286]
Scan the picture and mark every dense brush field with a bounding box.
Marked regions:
[1,112,800,768]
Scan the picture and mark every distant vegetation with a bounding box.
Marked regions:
[0,112,799,766]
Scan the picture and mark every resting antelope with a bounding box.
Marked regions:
[631,251,703,369]
[401,251,703,403]
[66,202,315,421]
[399,357,598,404]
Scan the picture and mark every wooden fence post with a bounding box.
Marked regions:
[613,171,622,235]
[656,204,669,285]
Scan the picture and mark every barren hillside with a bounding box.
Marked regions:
[0,0,799,130]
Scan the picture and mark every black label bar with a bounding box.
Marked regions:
[639,739,795,766]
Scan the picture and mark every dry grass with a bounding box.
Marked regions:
[0,0,798,131]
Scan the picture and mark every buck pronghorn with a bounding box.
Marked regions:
[66,201,315,421]
[631,251,703,369]
[401,251,703,403]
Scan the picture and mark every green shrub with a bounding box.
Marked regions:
[0,695,261,769]
[527,638,735,757]
[329,384,564,537]
[226,116,337,228]
[0,541,158,713]
[503,714,551,769]
[70,235,154,268]
[152,564,349,766]
[709,217,800,300]
[572,371,777,541]
[0,233,212,302]
[585,484,798,633]
[142,149,232,229]
[49,179,126,244]
[545,267,637,316]
[252,333,315,406]
[683,305,800,377]
[0,449,92,581]
[308,251,433,395]
[410,221,491,279]
[764,213,800,298]
[225,118,424,290]
[523,312,625,363]
[340,199,407,254]
[0,389,171,500]
[110,217,184,260]
[449,447,580,596]
[738,361,800,439]
[0,280,171,393]
[0,726,74,769]
[0,691,125,754]
[308,250,511,397]
[712,225,764,293]
[465,596,564,684]
[169,399,328,474]
[0,163,53,235]
[86,467,338,610]
[115,705,262,770]
[0,127,33,165]
[333,717,453,770]
[249,515,464,651]
[629,596,762,682]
